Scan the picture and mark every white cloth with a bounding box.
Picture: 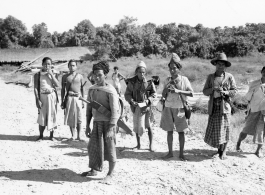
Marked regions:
[213,76,224,98]
[112,73,121,89]
[245,79,265,112]
[163,75,193,108]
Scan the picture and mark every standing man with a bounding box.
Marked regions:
[160,53,193,161]
[61,60,84,141]
[203,53,237,160]
[112,66,126,96]
[125,61,156,151]
[236,66,265,158]
[34,57,59,141]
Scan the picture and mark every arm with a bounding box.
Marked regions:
[85,90,93,137]
[80,75,84,108]
[47,69,60,87]
[33,74,42,109]
[124,82,137,107]
[61,75,66,103]
[118,73,126,80]
[146,82,157,105]
[203,75,214,96]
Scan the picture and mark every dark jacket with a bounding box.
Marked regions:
[203,72,237,115]
[124,76,156,113]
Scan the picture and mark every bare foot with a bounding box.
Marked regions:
[132,145,141,150]
[162,153,173,160]
[36,136,44,141]
[255,151,264,158]
[220,153,227,160]
[49,137,56,141]
[149,144,154,152]
[75,138,85,142]
[179,155,188,161]
[81,170,97,177]
[210,152,220,158]
[100,175,113,185]
[67,138,74,142]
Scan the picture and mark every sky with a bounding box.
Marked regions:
[1,0,265,33]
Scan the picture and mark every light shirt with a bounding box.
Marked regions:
[40,73,54,93]
[213,76,224,98]
[245,79,265,112]
[163,75,193,109]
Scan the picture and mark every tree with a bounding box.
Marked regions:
[32,23,54,48]
[0,15,27,48]
[74,19,96,45]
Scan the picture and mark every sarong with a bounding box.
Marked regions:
[204,98,230,148]
[64,95,82,128]
[133,106,151,136]
[88,121,116,172]
[242,111,265,144]
[37,92,57,131]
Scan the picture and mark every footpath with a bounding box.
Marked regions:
[0,78,264,195]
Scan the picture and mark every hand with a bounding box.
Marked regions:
[37,100,42,109]
[220,91,229,96]
[85,126,91,138]
[60,102,65,109]
[47,68,53,76]
[106,124,115,138]
[131,100,138,107]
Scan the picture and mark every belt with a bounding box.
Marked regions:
[68,91,80,97]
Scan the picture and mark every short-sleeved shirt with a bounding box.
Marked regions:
[163,75,193,109]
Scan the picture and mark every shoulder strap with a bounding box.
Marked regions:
[65,73,79,99]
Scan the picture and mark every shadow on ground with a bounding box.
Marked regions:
[0,168,101,183]
[0,134,36,141]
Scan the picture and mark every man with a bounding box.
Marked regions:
[112,66,126,96]
[82,61,119,183]
[160,53,193,161]
[236,66,265,158]
[125,61,156,151]
[61,60,84,141]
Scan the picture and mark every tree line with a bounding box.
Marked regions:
[1,15,265,59]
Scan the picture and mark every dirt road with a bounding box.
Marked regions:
[0,78,264,195]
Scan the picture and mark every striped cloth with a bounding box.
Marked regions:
[204,98,230,148]
[88,121,116,172]
[37,92,57,131]
[64,95,82,128]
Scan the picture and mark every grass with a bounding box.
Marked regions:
[1,54,262,145]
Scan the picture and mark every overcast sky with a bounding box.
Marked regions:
[1,0,265,33]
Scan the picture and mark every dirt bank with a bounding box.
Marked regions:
[0,78,264,195]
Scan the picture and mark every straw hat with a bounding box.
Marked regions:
[211,53,231,67]
[136,61,146,69]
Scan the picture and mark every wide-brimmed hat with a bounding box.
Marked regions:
[136,61,146,69]
[211,53,231,67]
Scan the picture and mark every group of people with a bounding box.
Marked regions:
[33,52,265,182]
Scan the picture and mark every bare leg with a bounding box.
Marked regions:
[236,132,247,152]
[255,144,263,158]
[133,133,141,149]
[76,123,82,140]
[49,131,55,141]
[162,131,173,159]
[147,127,154,151]
[36,125,45,141]
[220,142,228,160]
[178,132,186,161]
[69,126,76,139]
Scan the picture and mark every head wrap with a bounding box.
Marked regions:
[92,61,110,75]
[169,53,182,69]
[136,61,146,69]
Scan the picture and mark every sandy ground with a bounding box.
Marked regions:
[0,78,265,195]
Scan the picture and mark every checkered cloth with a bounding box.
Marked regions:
[88,121,116,172]
[204,98,230,148]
